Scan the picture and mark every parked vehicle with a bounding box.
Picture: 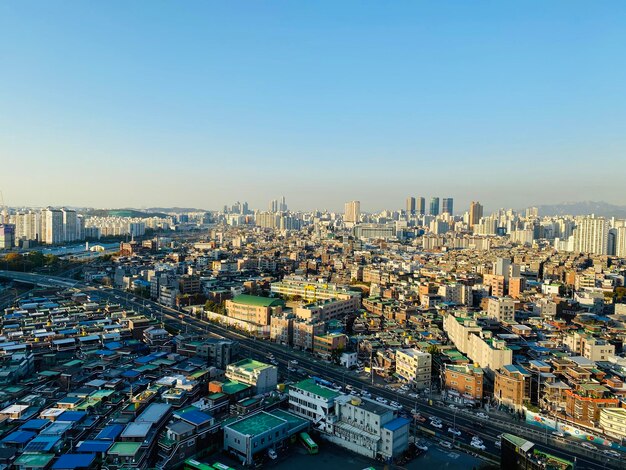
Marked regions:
[448,427,461,436]
[471,441,486,450]
[439,440,452,449]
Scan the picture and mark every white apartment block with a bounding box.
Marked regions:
[443,313,513,375]
[395,349,431,390]
[486,297,515,323]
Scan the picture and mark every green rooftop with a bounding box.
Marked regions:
[231,294,285,308]
[15,453,54,467]
[221,381,251,395]
[230,358,272,372]
[109,441,142,457]
[292,378,339,400]
[227,411,286,436]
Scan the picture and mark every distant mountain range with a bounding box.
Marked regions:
[535,201,626,218]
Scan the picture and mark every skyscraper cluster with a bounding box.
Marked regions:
[406,196,453,217]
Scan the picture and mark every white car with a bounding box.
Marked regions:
[448,404,458,410]
[376,397,388,404]
[430,420,443,429]
[448,427,461,436]
[471,441,486,450]
[580,442,596,451]
[415,443,429,451]
[476,412,488,419]
[408,393,418,398]
[471,437,483,445]
[390,401,402,409]
[551,431,565,437]
[495,440,502,448]
[603,449,621,458]
[361,391,371,398]
[439,440,452,449]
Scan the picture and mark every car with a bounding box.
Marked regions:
[287,367,296,372]
[448,404,458,410]
[361,391,371,398]
[603,450,621,458]
[476,412,488,419]
[408,393,418,398]
[447,427,461,436]
[471,437,483,445]
[439,440,452,449]
[471,441,486,450]
[495,440,502,448]
[376,397,388,404]
[580,442,596,451]
[268,449,277,460]
[430,421,443,429]
[390,401,402,410]
[397,389,407,395]
[415,443,429,452]
[551,431,565,437]
[400,385,410,391]
[290,360,298,365]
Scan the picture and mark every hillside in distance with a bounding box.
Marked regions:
[537,201,626,218]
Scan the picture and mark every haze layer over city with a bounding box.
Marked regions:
[1,2,626,470]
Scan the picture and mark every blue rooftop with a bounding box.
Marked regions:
[121,370,141,378]
[24,435,60,452]
[52,453,96,469]
[58,411,87,422]
[20,418,51,432]
[383,417,410,432]
[175,408,213,426]
[76,440,112,453]
[95,424,124,441]
[2,430,36,445]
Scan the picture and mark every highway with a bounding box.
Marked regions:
[0,270,623,469]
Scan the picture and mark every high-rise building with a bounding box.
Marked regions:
[0,224,15,249]
[344,201,360,225]
[42,207,64,245]
[573,217,609,255]
[61,208,77,243]
[429,197,440,216]
[617,226,626,257]
[416,197,425,216]
[469,201,483,228]
[406,197,416,217]
[442,197,454,215]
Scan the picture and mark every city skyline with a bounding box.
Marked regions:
[2,2,626,210]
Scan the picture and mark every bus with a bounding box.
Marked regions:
[299,432,319,454]
[183,459,214,470]
[212,462,236,470]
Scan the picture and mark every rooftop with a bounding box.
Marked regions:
[231,294,284,308]
[227,411,287,436]
[291,378,340,400]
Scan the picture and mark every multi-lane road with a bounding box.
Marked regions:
[0,270,623,469]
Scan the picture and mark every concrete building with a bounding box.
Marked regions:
[271,278,360,303]
[0,224,15,249]
[572,217,609,255]
[443,313,513,374]
[294,297,360,323]
[225,295,285,326]
[599,408,626,441]
[443,364,484,403]
[395,349,431,390]
[486,297,515,324]
[325,395,410,460]
[406,197,415,217]
[225,359,278,394]
[223,410,308,466]
[416,197,425,216]
[288,378,340,429]
[494,364,531,412]
[41,207,64,245]
[563,332,615,362]
[344,201,360,225]
[469,201,483,229]
[313,333,347,359]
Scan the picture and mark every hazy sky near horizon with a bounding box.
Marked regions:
[1,1,626,213]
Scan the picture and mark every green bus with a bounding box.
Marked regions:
[212,462,236,470]
[299,432,319,454]
[184,459,214,470]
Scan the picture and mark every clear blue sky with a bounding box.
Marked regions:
[1,1,625,212]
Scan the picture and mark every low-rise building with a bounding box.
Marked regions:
[443,364,484,402]
[225,359,278,394]
[395,349,431,390]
